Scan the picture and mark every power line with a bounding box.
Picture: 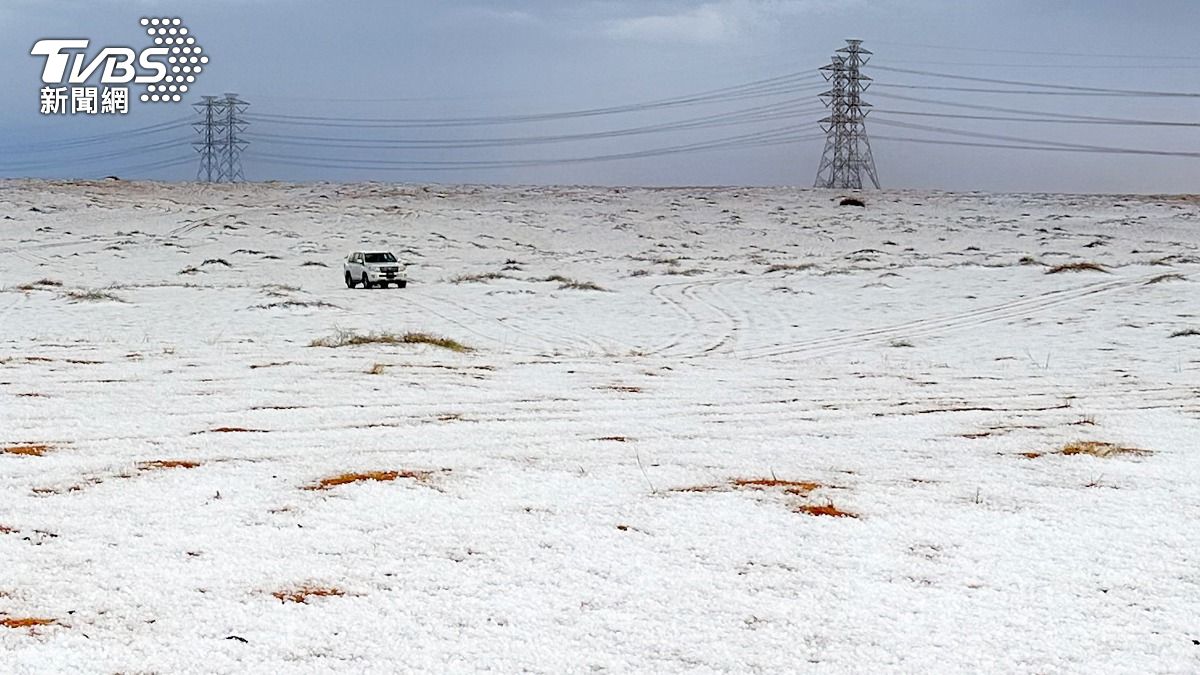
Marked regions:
[244,99,827,150]
[869,117,1200,158]
[249,124,822,172]
[245,73,824,128]
[870,40,1200,62]
[872,65,1200,97]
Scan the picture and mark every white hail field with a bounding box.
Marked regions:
[1,180,1198,673]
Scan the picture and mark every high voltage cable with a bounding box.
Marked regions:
[0,137,193,171]
[875,109,1200,128]
[870,40,1200,62]
[249,124,821,171]
[871,91,1199,124]
[874,135,1200,158]
[0,118,193,152]
[245,73,825,128]
[245,99,827,150]
[871,65,1200,97]
[870,118,1200,158]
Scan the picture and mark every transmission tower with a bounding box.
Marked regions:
[192,94,248,182]
[192,95,224,182]
[218,93,248,183]
[814,39,879,189]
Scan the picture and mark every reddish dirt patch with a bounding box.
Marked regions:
[1,617,57,629]
[794,502,857,518]
[304,470,433,491]
[4,444,51,457]
[272,586,344,604]
[0,525,18,534]
[138,460,202,470]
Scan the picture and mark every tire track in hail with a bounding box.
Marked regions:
[738,273,1154,360]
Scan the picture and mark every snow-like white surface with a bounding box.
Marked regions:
[1,180,1198,673]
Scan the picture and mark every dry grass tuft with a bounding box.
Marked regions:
[304,469,433,491]
[1045,262,1108,274]
[138,460,201,470]
[1059,440,1150,458]
[450,272,513,284]
[0,617,57,629]
[4,444,51,457]
[674,477,824,496]
[366,362,387,375]
[0,525,18,534]
[1145,273,1186,285]
[599,384,642,394]
[541,275,607,291]
[793,502,857,518]
[1169,328,1200,338]
[203,427,267,434]
[272,585,344,604]
[594,436,631,442]
[765,263,817,274]
[310,329,472,352]
[64,288,125,302]
[731,478,822,494]
[1019,452,1044,459]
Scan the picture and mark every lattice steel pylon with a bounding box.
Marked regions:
[192,93,248,182]
[218,93,248,183]
[814,39,880,189]
[192,95,224,182]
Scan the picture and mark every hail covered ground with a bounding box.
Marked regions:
[1,180,1198,672]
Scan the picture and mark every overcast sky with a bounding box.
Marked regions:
[1,0,1197,192]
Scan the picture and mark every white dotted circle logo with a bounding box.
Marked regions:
[139,17,204,103]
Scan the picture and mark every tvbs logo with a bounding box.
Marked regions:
[31,17,207,115]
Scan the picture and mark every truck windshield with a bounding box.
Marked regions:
[364,253,396,263]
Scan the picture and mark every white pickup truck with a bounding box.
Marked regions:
[344,250,407,288]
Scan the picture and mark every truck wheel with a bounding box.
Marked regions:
[361,273,372,289]
[397,280,407,289]
[345,272,356,288]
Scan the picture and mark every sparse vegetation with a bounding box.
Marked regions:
[1045,262,1108,274]
[201,258,231,267]
[137,460,201,470]
[765,263,816,274]
[450,272,513,284]
[1169,328,1200,338]
[309,329,473,352]
[304,470,432,491]
[367,362,387,375]
[889,339,914,348]
[272,585,344,604]
[538,275,606,291]
[254,300,338,310]
[64,288,125,303]
[1058,440,1150,458]
[839,197,865,207]
[1145,273,1186,285]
